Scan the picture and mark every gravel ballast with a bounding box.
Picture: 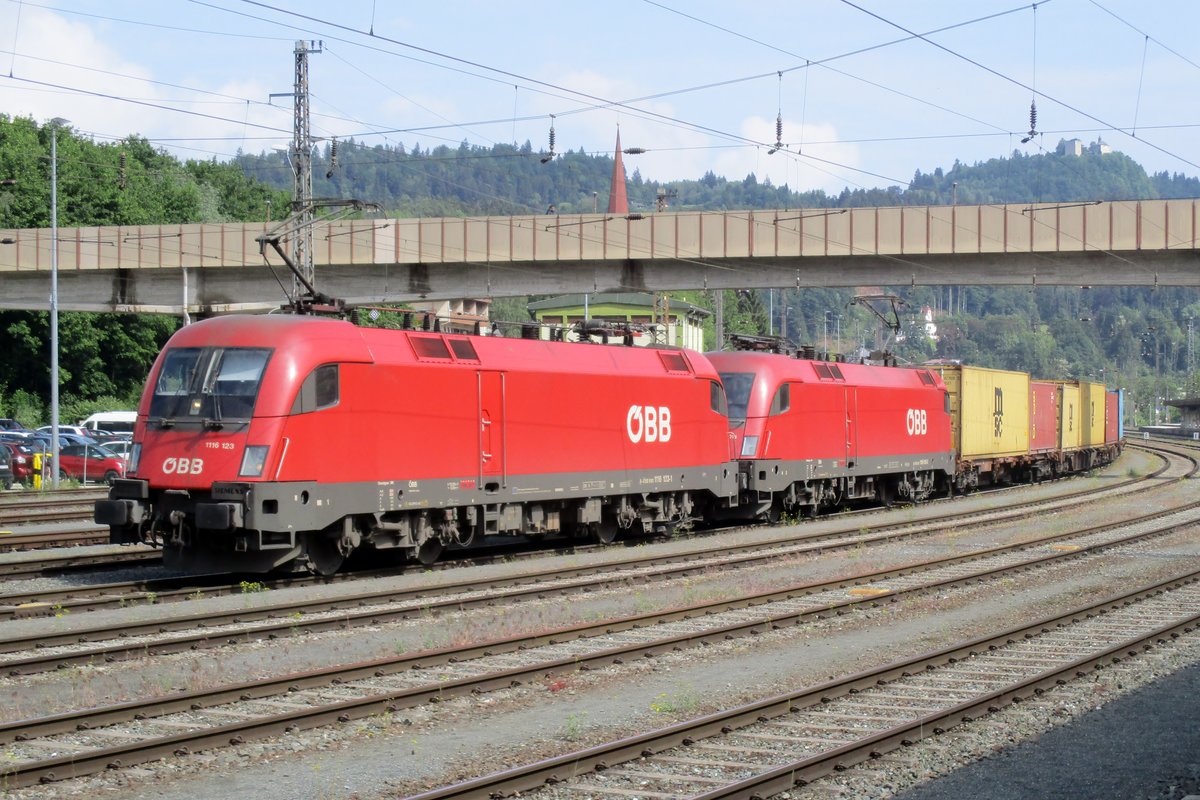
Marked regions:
[1,447,1197,799]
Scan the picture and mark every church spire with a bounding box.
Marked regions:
[607,129,628,214]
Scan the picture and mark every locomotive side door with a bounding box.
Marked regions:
[478,371,506,483]
[844,387,859,467]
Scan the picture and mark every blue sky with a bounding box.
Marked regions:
[0,0,1197,195]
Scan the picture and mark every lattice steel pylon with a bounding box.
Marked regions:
[291,40,320,293]
[1188,317,1195,374]
[653,293,671,345]
[260,39,378,314]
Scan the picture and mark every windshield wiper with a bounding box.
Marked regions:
[150,417,175,429]
[203,418,225,430]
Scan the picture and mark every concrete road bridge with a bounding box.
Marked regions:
[1,199,1197,315]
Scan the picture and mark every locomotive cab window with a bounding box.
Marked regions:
[149,346,272,423]
[769,383,791,415]
[709,380,728,416]
[719,372,754,422]
[291,364,340,415]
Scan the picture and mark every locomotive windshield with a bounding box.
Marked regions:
[719,372,755,422]
[149,347,272,424]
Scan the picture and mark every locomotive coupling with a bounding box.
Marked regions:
[95,498,145,527]
[196,502,245,531]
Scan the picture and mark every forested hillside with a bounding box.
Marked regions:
[0,113,1196,428]
[0,115,289,426]
[234,137,1200,214]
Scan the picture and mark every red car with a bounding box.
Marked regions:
[2,440,35,486]
[55,443,126,485]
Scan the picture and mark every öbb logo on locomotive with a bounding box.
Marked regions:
[626,405,672,443]
[161,457,204,475]
[905,408,928,436]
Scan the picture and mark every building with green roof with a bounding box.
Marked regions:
[526,293,710,350]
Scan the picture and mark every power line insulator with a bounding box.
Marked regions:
[326,138,338,179]
[540,114,556,164]
[1020,100,1038,144]
[118,151,126,190]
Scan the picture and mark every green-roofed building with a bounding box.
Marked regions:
[526,293,710,351]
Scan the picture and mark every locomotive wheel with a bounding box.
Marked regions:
[303,532,345,576]
[417,538,444,565]
[592,520,619,545]
[758,499,782,524]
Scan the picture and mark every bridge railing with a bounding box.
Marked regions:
[0,199,1195,273]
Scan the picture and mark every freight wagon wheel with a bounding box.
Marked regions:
[302,532,346,576]
[417,538,444,565]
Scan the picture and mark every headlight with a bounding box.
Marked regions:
[740,435,759,458]
[15,456,25,464]
[240,445,269,477]
[128,444,141,474]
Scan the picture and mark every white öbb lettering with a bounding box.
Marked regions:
[905,408,928,436]
[162,457,205,475]
[626,405,672,443]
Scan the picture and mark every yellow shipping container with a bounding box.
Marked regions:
[933,365,1030,458]
[1058,383,1081,450]
[1079,380,1106,446]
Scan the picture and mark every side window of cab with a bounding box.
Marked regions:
[769,383,791,415]
[291,364,339,414]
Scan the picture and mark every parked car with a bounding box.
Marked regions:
[28,432,97,450]
[101,439,133,462]
[54,443,126,485]
[0,418,29,433]
[80,411,136,439]
[36,425,95,439]
[90,430,128,445]
[0,444,12,489]
[2,441,35,485]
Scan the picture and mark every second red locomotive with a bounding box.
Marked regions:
[707,350,955,519]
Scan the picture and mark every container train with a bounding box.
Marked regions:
[96,315,1124,575]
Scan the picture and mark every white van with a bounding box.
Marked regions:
[79,411,137,438]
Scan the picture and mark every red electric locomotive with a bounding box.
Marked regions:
[705,350,956,519]
[96,315,739,574]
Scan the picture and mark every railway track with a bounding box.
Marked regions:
[0,445,1193,674]
[0,472,1196,780]
[0,489,107,525]
[0,440,1183,616]
[407,570,1200,800]
[0,442,1190,791]
[0,489,109,553]
[0,547,160,579]
[1,518,1197,791]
